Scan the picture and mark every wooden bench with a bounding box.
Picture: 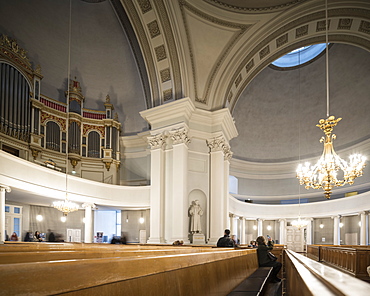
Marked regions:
[0,243,261,295]
[227,267,273,296]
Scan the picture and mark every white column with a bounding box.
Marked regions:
[333,215,340,245]
[232,215,238,236]
[279,219,286,245]
[0,185,11,243]
[207,136,230,244]
[169,127,190,243]
[306,218,313,245]
[229,214,235,235]
[241,217,246,245]
[147,133,166,244]
[257,218,263,237]
[360,211,366,245]
[82,203,95,243]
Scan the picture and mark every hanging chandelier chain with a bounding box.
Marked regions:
[295,0,366,200]
[325,0,330,117]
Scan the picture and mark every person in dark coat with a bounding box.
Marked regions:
[256,235,282,283]
[216,229,235,247]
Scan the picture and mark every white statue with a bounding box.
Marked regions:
[189,200,203,233]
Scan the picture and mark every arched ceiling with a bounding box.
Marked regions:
[1,0,369,202]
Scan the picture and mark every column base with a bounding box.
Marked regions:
[208,237,220,246]
[147,237,166,244]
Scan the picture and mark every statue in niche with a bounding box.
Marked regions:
[189,200,203,233]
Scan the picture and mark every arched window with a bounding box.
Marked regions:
[271,44,326,68]
[45,121,60,151]
[88,131,100,158]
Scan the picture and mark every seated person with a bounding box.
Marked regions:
[256,235,282,283]
[216,229,235,247]
[248,240,257,248]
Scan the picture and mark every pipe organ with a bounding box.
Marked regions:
[0,34,121,184]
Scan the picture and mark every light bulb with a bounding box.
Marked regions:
[36,215,43,221]
[139,217,144,224]
[61,216,67,223]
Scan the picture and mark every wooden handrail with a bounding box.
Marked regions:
[285,250,370,296]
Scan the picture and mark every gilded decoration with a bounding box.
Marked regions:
[138,0,152,14]
[148,20,161,38]
[155,45,167,61]
[259,45,270,59]
[359,20,370,34]
[41,112,66,131]
[82,124,105,137]
[163,88,172,101]
[69,78,83,95]
[169,127,190,145]
[104,94,114,110]
[148,133,166,150]
[160,68,171,82]
[276,34,288,48]
[0,34,31,69]
[69,119,81,128]
[295,24,309,38]
[338,18,353,30]
[34,64,42,75]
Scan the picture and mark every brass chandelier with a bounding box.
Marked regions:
[53,196,79,216]
[296,0,366,199]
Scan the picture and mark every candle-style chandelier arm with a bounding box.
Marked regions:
[297,116,366,199]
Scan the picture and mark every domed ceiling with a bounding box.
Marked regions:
[231,44,370,163]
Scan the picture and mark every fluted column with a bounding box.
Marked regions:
[82,203,95,243]
[333,215,341,245]
[147,133,166,244]
[257,218,263,237]
[207,136,232,244]
[169,127,190,243]
[279,219,286,245]
[360,211,367,245]
[0,185,11,243]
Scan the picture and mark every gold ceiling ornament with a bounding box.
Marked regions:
[53,196,79,216]
[296,0,366,199]
[296,116,366,199]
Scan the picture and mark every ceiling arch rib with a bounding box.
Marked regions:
[213,5,370,112]
[178,0,251,108]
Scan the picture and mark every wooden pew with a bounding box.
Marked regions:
[0,244,260,296]
[284,250,370,296]
[307,244,370,282]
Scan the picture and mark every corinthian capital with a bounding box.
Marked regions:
[169,127,190,145]
[206,135,226,152]
[148,133,166,150]
[206,136,233,160]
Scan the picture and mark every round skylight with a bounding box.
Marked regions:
[272,44,326,68]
